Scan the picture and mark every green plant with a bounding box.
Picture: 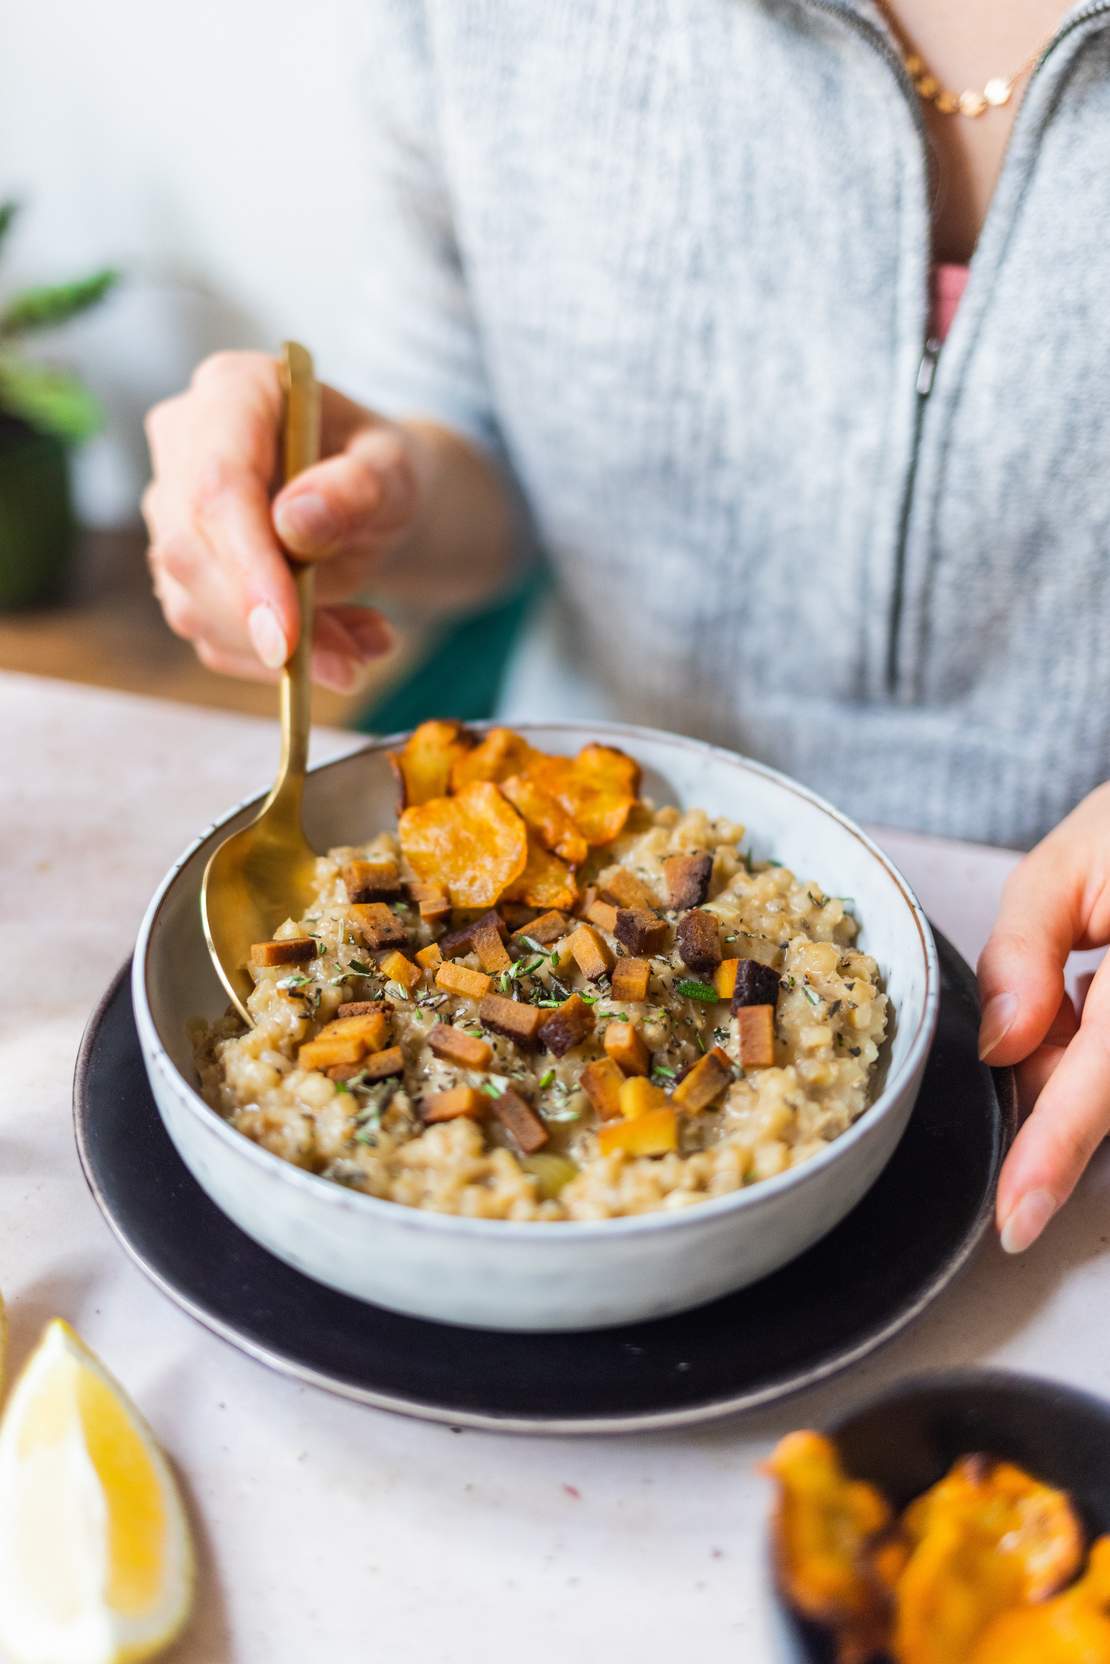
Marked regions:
[0,201,119,444]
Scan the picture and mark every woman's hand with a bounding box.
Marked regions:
[978,784,1110,1252]
[143,350,422,692]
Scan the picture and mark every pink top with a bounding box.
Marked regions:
[931,261,970,342]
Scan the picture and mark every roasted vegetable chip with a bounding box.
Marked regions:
[399,782,527,909]
[525,743,641,845]
[389,719,473,808]
[503,835,578,911]
[765,1431,894,1664]
[968,1536,1110,1664]
[449,726,539,791]
[901,1456,1083,1603]
[500,772,589,865]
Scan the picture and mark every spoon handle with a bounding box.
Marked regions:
[273,341,321,806]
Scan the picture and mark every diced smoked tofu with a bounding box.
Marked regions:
[512,909,567,945]
[434,962,493,1001]
[584,898,619,934]
[604,1020,651,1077]
[714,959,740,1000]
[379,949,420,992]
[599,1103,677,1156]
[415,942,443,974]
[349,902,408,952]
[662,852,713,910]
[342,857,401,902]
[537,993,596,1057]
[477,992,543,1044]
[472,913,512,973]
[611,957,651,1002]
[491,1086,549,1155]
[568,923,614,982]
[359,1045,405,1081]
[601,868,661,912]
[672,1046,733,1113]
[422,1085,485,1123]
[250,936,315,967]
[575,885,598,918]
[407,880,451,922]
[614,909,668,956]
[676,908,722,973]
[581,1057,625,1120]
[731,959,782,1011]
[427,1024,492,1070]
[336,999,391,1020]
[736,1004,776,1067]
[437,909,506,961]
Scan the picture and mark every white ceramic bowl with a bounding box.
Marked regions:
[133,722,939,1332]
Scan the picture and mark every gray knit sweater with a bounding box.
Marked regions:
[352,0,1110,849]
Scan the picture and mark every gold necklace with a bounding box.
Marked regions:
[875,6,1049,117]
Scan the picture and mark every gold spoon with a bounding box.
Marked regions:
[200,341,322,1024]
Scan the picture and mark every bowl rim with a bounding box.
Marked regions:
[133,718,941,1242]
[827,1366,1110,1444]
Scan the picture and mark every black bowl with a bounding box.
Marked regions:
[772,1369,1110,1662]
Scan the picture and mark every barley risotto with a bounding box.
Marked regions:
[196,724,888,1222]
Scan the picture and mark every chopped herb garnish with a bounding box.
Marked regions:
[390,900,411,914]
[538,1069,555,1089]
[347,958,372,975]
[535,998,563,1008]
[675,978,718,1003]
[802,983,821,1007]
[480,1079,504,1097]
[549,948,560,966]
[277,972,312,990]
[518,935,548,956]
[652,1065,677,1080]
[713,1025,729,1044]
[465,1026,486,1037]
[766,859,783,868]
[578,993,598,1005]
[694,1032,707,1053]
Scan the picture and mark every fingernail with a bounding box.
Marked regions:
[247,603,289,670]
[312,651,372,695]
[275,492,335,551]
[1000,1188,1057,1254]
[344,615,394,659]
[978,992,1018,1060]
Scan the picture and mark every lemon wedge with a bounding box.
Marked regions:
[0,1319,193,1664]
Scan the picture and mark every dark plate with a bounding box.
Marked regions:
[73,931,1015,1434]
[775,1369,1110,1662]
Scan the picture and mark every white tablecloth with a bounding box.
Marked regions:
[5,671,1109,1662]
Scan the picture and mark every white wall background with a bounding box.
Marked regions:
[0,0,370,523]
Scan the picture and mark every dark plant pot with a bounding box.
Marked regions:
[0,417,76,608]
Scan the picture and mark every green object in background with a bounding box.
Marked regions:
[0,200,119,608]
[0,420,75,608]
[358,572,545,735]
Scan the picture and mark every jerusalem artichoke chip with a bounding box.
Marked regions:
[503,835,578,911]
[901,1456,1083,1602]
[389,719,474,808]
[448,726,539,791]
[765,1431,894,1663]
[968,1536,1110,1664]
[399,782,527,909]
[894,1458,1084,1664]
[500,772,589,865]
[525,743,641,845]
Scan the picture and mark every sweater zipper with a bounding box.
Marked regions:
[804,0,1110,696]
[885,336,939,691]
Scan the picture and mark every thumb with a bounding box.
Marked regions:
[977,846,1083,1065]
[272,425,416,561]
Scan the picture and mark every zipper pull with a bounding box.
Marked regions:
[916,337,941,398]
